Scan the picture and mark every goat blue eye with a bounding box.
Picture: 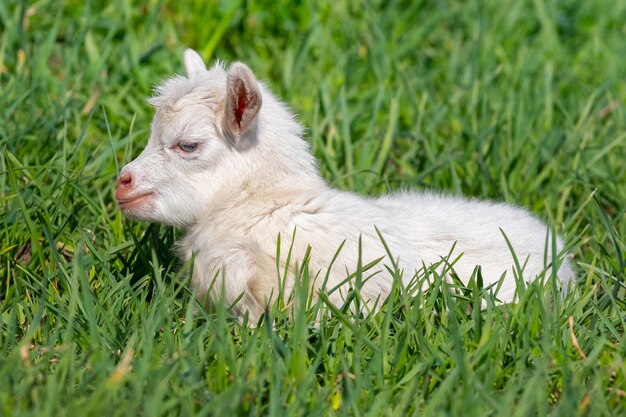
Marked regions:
[179,142,199,152]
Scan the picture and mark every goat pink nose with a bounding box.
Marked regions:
[117,172,132,190]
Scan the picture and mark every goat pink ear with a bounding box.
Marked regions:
[184,49,206,77]
[224,62,262,140]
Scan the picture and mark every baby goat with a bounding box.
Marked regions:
[116,49,573,322]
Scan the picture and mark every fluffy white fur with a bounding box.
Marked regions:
[116,49,573,322]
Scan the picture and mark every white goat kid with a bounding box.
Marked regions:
[116,49,573,322]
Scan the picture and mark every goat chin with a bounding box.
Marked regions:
[116,48,574,323]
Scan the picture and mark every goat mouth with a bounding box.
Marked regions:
[117,192,155,210]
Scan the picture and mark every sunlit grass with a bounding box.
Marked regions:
[1,0,625,415]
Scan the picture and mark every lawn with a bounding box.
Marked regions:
[1,0,625,416]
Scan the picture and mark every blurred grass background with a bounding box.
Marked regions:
[1,0,625,416]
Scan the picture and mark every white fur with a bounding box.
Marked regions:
[117,49,574,322]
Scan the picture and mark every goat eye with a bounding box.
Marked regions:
[178,142,199,153]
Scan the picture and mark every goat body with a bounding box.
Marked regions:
[116,49,573,321]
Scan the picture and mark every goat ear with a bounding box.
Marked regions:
[224,62,262,141]
[184,49,207,77]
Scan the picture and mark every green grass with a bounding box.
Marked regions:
[1,0,625,415]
